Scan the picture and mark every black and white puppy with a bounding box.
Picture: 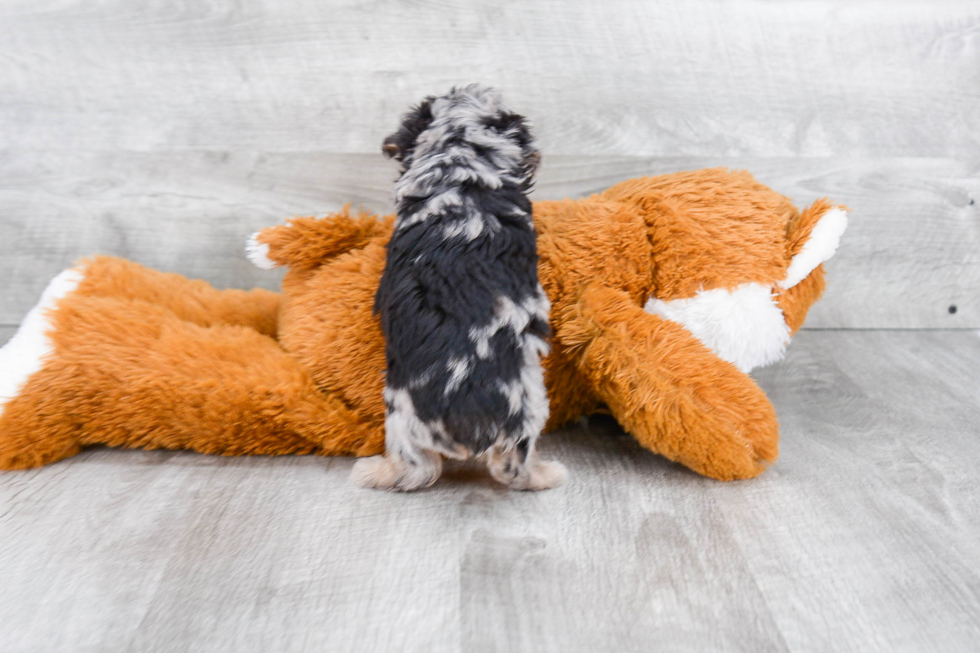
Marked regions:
[350,85,567,492]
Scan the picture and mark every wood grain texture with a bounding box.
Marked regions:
[1,330,979,652]
[1,0,977,329]
[1,152,976,328]
[0,0,977,158]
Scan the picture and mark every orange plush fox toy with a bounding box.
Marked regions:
[0,168,847,481]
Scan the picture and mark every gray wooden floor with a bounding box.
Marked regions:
[1,330,979,652]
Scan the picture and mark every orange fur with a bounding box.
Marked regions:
[777,263,828,335]
[603,169,797,298]
[556,285,779,479]
[257,206,395,274]
[0,290,376,470]
[77,256,281,337]
[0,169,846,479]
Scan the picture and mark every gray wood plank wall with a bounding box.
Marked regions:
[1,1,977,328]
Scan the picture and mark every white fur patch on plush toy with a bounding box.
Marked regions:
[246,233,278,270]
[645,282,791,373]
[781,208,849,290]
[0,267,84,418]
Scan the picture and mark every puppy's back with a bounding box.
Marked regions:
[377,195,548,455]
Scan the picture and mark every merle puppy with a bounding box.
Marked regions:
[350,85,567,492]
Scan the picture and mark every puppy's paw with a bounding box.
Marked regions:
[523,459,568,491]
[350,454,441,492]
[492,457,568,491]
[350,455,399,489]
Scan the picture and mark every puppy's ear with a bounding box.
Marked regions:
[383,97,436,163]
[485,111,539,179]
[382,137,401,159]
[524,150,541,175]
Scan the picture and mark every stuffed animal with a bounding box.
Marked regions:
[0,168,847,481]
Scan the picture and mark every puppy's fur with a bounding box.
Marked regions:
[350,85,566,492]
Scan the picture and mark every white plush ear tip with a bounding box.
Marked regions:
[780,208,849,289]
[246,233,278,270]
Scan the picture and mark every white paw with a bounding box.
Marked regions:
[350,454,441,492]
[350,455,398,489]
[526,459,568,491]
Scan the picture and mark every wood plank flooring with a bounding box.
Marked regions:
[2,330,978,652]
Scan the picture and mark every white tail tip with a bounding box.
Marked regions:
[246,233,277,270]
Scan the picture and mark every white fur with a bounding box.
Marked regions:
[516,355,549,440]
[381,387,466,460]
[398,189,463,230]
[469,289,551,360]
[493,332,549,426]
[246,233,278,270]
[445,357,472,395]
[442,212,486,241]
[780,208,849,289]
[497,378,524,416]
[0,267,84,419]
[382,386,433,451]
[645,282,790,373]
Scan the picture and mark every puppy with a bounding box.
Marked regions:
[350,85,567,492]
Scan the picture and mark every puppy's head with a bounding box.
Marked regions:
[382,85,540,187]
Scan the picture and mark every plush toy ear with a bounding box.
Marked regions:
[780,202,849,289]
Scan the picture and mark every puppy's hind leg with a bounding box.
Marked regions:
[350,390,443,492]
[487,439,567,491]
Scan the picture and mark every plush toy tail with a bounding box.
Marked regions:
[247,206,394,272]
[0,267,87,468]
[776,200,849,333]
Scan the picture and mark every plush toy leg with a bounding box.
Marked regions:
[75,256,281,337]
[0,284,382,470]
[0,267,87,467]
[559,285,779,481]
